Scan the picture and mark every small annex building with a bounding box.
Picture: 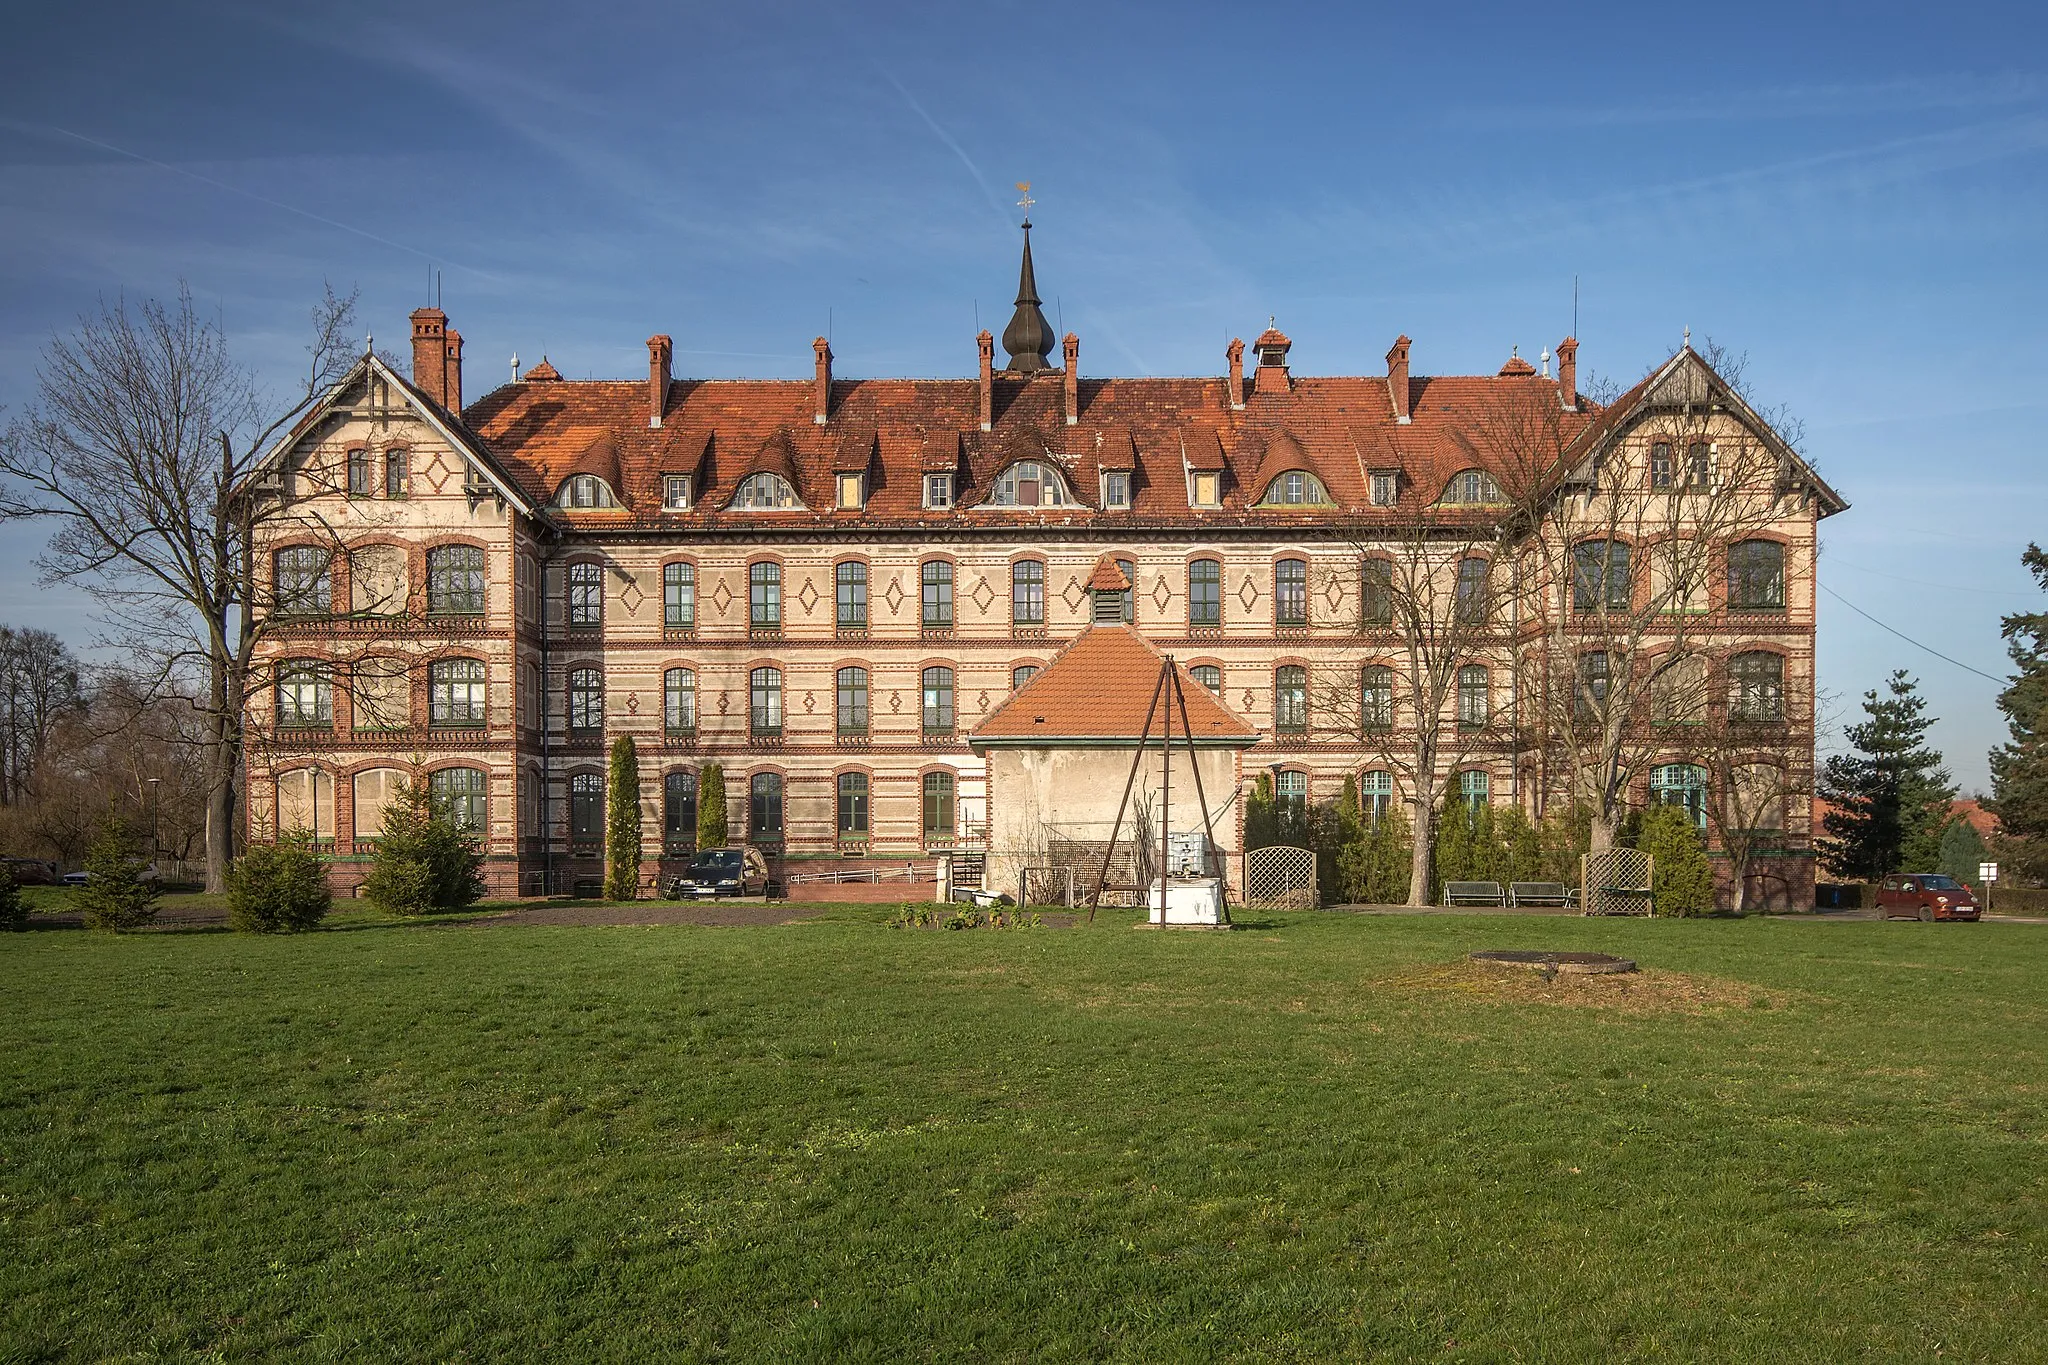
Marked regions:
[968,619,1262,905]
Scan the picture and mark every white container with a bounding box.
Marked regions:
[1149,877,1225,926]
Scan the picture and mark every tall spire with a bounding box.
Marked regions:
[1001,218,1056,373]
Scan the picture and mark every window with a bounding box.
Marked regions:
[663,668,697,735]
[1102,471,1130,508]
[1686,442,1713,489]
[276,768,334,844]
[567,667,603,732]
[1275,559,1308,627]
[1651,655,1707,726]
[1459,769,1491,812]
[558,474,618,509]
[989,461,1067,507]
[749,772,784,842]
[732,473,801,509]
[663,561,696,630]
[352,768,404,843]
[1650,441,1675,490]
[426,545,485,616]
[1011,561,1045,628]
[836,562,868,632]
[430,767,487,833]
[1275,665,1308,734]
[570,772,603,844]
[921,561,954,630]
[1651,763,1708,833]
[664,770,697,853]
[429,658,487,729]
[750,666,782,736]
[1360,559,1393,626]
[1731,651,1786,721]
[1189,664,1221,693]
[662,475,692,511]
[1572,540,1631,612]
[1113,558,1137,624]
[347,449,370,496]
[516,553,538,623]
[922,666,955,733]
[463,461,493,498]
[1456,665,1489,729]
[1442,469,1504,504]
[567,561,603,628]
[750,562,782,632]
[1454,557,1490,625]
[921,771,956,842]
[1013,664,1042,690]
[1360,770,1394,827]
[1276,770,1308,823]
[1259,470,1331,506]
[1728,541,1786,611]
[276,660,331,729]
[1362,665,1393,731]
[837,473,865,510]
[1732,763,1786,832]
[274,547,331,616]
[1651,540,1708,614]
[521,661,539,729]
[1369,471,1398,507]
[836,667,869,733]
[1576,651,1611,722]
[837,772,870,837]
[384,449,408,498]
[353,657,408,731]
[351,544,407,616]
[1190,471,1221,508]
[924,473,953,509]
[1188,559,1222,628]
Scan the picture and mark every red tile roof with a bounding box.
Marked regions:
[1085,556,1131,592]
[969,626,1260,745]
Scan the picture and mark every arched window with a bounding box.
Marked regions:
[1275,559,1309,627]
[428,658,487,729]
[1360,770,1394,828]
[749,562,782,631]
[556,474,618,509]
[988,461,1068,507]
[836,667,869,733]
[664,769,697,853]
[922,561,954,630]
[1360,559,1393,626]
[663,668,696,735]
[352,768,405,843]
[663,562,696,630]
[1189,559,1222,628]
[276,660,331,730]
[273,547,331,616]
[1731,764,1786,832]
[1576,651,1611,722]
[1440,469,1505,504]
[1275,770,1308,824]
[749,772,784,841]
[1011,561,1045,627]
[351,544,407,616]
[750,666,782,736]
[1258,470,1332,506]
[1274,665,1308,734]
[1573,540,1631,611]
[836,562,868,633]
[384,448,409,498]
[569,771,603,843]
[430,767,487,832]
[1456,665,1489,728]
[1459,769,1491,811]
[922,771,957,842]
[567,667,603,732]
[837,772,870,837]
[1728,540,1786,610]
[1013,664,1042,690]
[347,447,370,496]
[352,656,408,732]
[1361,665,1394,731]
[566,561,603,628]
[1189,664,1221,693]
[1651,655,1707,726]
[275,768,334,845]
[922,666,955,734]
[1731,651,1785,721]
[1454,558,1491,624]
[426,545,486,616]
[731,473,802,509]
[1651,763,1708,832]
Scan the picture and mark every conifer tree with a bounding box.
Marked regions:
[1937,816,1990,895]
[78,813,158,931]
[1244,773,1278,851]
[362,776,483,915]
[1362,803,1414,905]
[1636,803,1715,916]
[1819,672,1955,880]
[605,736,642,900]
[697,764,729,850]
[1989,544,2048,880]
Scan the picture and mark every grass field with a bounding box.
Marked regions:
[3,909,2045,1361]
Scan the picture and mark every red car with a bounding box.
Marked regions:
[1876,873,1981,921]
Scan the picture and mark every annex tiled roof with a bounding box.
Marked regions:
[1086,555,1131,592]
[969,625,1260,746]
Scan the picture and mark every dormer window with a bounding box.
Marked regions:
[1440,468,1505,505]
[662,475,692,511]
[1369,470,1398,507]
[557,474,619,509]
[988,461,1067,508]
[1190,471,1221,509]
[923,473,953,510]
[730,473,802,509]
[1101,471,1130,509]
[837,473,866,510]
[1258,471,1331,506]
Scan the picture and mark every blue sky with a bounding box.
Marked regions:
[2,0,2042,788]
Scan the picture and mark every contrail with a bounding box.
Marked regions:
[872,66,1013,225]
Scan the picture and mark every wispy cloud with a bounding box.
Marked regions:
[1450,72,2046,129]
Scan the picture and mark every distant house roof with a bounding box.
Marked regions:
[969,626,1260,748]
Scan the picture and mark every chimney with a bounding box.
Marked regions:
[977,329,994,432]
[1062,332,1080,426]
[1386,335,1412,424]
[410,307,448,407]
[813,337,833,426]
[1226,337,1245,411]
[1557,336,1579,412]
[443,329,463,412]
[647,335,672,428]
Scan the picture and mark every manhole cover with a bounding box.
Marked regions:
[1469,950,1637,975]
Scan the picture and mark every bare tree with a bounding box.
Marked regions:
[0,285,359,889]
[0,625,84,804]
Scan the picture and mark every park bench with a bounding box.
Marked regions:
[1441,880,1507,907]
[1509,882,1578,909]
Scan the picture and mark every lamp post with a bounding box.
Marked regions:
[145,778,162,871]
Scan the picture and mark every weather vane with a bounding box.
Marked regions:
[1016,181,1034,222]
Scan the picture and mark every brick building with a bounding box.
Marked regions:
[244,226,1844,906]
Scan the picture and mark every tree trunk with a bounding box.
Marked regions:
[1407,798,1434,907]
[203,648,235,893]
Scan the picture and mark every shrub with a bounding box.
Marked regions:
[1244,774,1278,851]
[227,836,332,933]
[0,867,25,931]
[698,764,729,849]
[1636,804,1715,916]
[605,736,642,900]
[1937,816,1990,895]
[77,816,158,931]
[362,777,484,916]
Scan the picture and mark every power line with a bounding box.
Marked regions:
[1819,583,2006,684]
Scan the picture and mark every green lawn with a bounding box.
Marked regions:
[3,912,2044,1361]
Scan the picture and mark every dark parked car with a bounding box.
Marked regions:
[1876,873,1980,921]
[667,847,769,900]
[0,856,59,885]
